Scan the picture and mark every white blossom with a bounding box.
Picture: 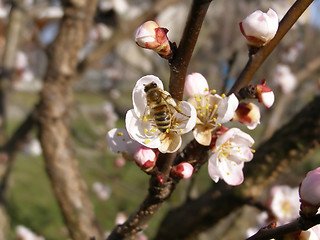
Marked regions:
[125,75,196,153]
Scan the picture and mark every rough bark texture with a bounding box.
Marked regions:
[154,96,320,240]
[37,1,101,240]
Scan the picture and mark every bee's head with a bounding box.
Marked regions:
[144,82,158,92]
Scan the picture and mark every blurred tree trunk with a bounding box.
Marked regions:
[0,2,25,239]
[37,1,102,239]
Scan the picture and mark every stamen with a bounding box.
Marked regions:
[144,129,149,134]
[179,129,183,133]
[144,139,151,144]
[211,89,216,94]
[117,132,123,136]
[142,116,148,122]
[221,93,226,98]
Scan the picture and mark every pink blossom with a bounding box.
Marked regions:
[240,8,279,47]
[208,128,254,186]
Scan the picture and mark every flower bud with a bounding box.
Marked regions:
[171,162,194,179]
[133,146,158,172]
[240,8,279,48]
[184,73,209,98]
[233,102,261,129]
[256,79,275,108]
[135,20,172,58]
[299,168,320,217]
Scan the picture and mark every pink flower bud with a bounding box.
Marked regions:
[299,168,320,217]
[233,102,261,129]
[256,79,275,108]
[171,162,194,179]
[240,8,279,47]
[184,73,209,98]
[133,146,158,172]
[135,20,171,58]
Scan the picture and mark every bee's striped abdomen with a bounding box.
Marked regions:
[152,104,171,132]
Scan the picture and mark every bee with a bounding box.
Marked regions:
[144,82,186,133]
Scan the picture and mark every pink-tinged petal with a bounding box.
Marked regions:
[219,160,244,186]
[208,153,222,183]
[158,131,182,153]
[125,109,161,148]
[106,128,141,154]
[132,75,163,117]
[184,73,209,98]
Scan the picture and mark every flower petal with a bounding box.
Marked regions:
[106,128,141,154]
[194,125,212,146]
[173,101,197,134]
[158,132,182,153]
[132,75,163,117]
[125,109,161,148]
[217,93,239,124]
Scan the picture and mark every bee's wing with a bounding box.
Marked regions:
[159,89,177,107]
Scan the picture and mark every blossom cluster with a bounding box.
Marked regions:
[106,8,280,186]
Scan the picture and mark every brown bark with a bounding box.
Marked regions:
[37,1,102,240]
[154,95,320,240]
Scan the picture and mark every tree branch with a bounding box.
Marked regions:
[154,95,320,239]
[37,1,102,239]
[169,0,212,100]
[247,214,320,240]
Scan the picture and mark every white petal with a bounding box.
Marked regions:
[132,75,163,117]
[158,132,182,153]
[173,101,197,134]
[106,128,141,154]
[217,94,239,124]
[125,109,161,148]
[261,91,275,108]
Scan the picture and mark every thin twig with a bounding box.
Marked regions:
[169,0,212,100]
[247,214,320,240]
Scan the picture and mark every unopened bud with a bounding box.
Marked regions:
[171,162,194,179]
[184,73,209,98]
[233,102,260,129]
[240,8,279,50]
[299,168,320,217]
[256,79,274,108]
[135,20,172,58]
[133,146,158,172]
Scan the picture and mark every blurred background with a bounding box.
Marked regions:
[1,0,320,239]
